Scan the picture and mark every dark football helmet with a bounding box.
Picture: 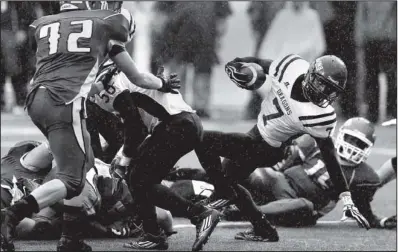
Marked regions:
[303,55,347,108]
[335,117,376,165]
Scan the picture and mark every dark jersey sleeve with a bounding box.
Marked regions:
[103,11,131,54]
[349,162,382,226]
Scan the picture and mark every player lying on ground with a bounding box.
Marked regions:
[187,54,369,242]
[165,118,396,232]
[89,63,222,251]
[0,141,176,240]
[1,1,181,252]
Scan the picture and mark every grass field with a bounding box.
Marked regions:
[1,113,396,251]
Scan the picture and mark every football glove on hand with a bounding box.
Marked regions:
[225,61,251,89]
[378,215,396,229]
[340,191,371,230]
[156,66,181,94]
[95,65,119,90]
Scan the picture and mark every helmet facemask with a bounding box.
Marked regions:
[303,72,339,108]
[335,129,373,165]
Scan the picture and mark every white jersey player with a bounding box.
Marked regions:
[193,53,370,243]
[92,64,194,131]
[257,54,337,147]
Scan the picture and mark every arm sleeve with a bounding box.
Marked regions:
[316,137,349,196]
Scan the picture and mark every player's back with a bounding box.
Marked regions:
[29,9,130,105]
[257,54,337,147]
[116,72,195,132]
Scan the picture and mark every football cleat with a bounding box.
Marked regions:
[235,214,279,242]
[123,232,169,250]
[1,210,17,252]
[235,226,279,242]
[191,207,222,251]
[56,235,92,252]
[205,199,231,210]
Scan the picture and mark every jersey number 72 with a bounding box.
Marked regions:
[39,20,93,55]
[263,98,284,126]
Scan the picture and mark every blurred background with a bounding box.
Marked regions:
[1,1,396,123]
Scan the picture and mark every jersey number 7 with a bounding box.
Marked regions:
[39,20,93,55]
[263,98,284,126]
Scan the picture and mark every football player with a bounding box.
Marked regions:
[91,64,222,251]
[192,54,369,242]
[0,141,176,241]
[1,1,180,252]
[165,118,397,230]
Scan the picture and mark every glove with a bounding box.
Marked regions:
[340,191,371,230]
[96,65,119,90]
[378,215,396,229]
[156,66,181,94]
[225,61,252,89]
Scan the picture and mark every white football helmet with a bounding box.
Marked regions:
[335,117,376,165]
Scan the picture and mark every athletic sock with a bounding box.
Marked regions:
[8,194,39,222]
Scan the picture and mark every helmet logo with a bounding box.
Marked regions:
[315,59,324,73]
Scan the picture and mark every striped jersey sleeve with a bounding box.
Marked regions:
[300,109,337,139]
[269,54,304,83]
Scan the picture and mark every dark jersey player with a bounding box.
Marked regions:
[236,118,396,231]
[1,2,180,252]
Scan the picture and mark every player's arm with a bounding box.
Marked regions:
[315,137,350,194]
[377,157,397,186]
[109,46,180,93]
[109,47,160,89]
[228,57,273,75]
[316,136,371,229]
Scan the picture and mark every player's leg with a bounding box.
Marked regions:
[125,112,221,251]
[377,157,397,186]
[1,88,92,252]
[195,126,282,242]
[249,198,316,227]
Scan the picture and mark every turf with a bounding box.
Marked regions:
[1,113,396,251]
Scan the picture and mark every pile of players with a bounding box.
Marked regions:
[1,1,396,252]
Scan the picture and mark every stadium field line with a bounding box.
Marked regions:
[173,220,356,229]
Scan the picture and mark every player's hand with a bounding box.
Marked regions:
[225,62,251,89]
[157,66,181,94]
[95,65,118,90]
[378,215,396,229]
[340,191,371,229]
